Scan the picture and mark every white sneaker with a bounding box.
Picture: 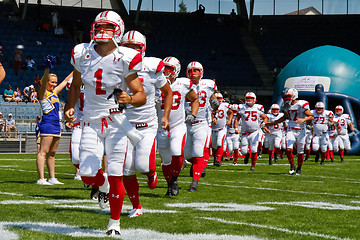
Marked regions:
[36,179,52,185]
[106,219,120,235]
[74,175,82,180]
[128,208,143,218]
[48,178,64,185]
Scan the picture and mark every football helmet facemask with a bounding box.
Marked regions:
[163,57,181,80]
[186,61,203,83]
[90,11,124,44]
[245,92,256,107]
[335,105,344,116]
[120,30,146,58]
[270,103,280,116]
[315,102,325,114]
[283,88,298,104]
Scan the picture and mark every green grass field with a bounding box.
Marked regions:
[0,153,359,240]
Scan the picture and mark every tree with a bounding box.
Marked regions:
[178,1,187,13]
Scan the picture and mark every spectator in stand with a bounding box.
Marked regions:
[14,46,23,76]
[22,85,33,103]
[0,112,5,137]
[14,86,22,103]
[0,41,4,58]
[54,24,64,38]
[25,56,36,71]
[30,87,39,103]
[73,19,84,44]
[4,85,15,102]
[35,115,41,153]
[51,9,59,29]
[0,61,5,84]
[6,113,17,138]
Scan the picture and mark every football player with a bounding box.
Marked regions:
[226,104,241,165]
[234,92,268,171]
[156,56,199,196]
[211,92,233,166]
[64,11,146,235]
[120,31,173,216]
[266,88,314,175]
[266,104,285,164]
[310,102,336,165]
[333,105,355,162]
[183,61,218,191]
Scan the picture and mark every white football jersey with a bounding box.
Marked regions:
[212,102,230,131]
[237,103,264,133]
[71,43,142,122]
[156,77,195,127]
[285,100,310,129]
[73,87,85,124]
[227,114,240,134]
[266,113,284,135]
[186,79,217,122]
[126,57,166,125]
[311,110,333,134]
[334,114,352,135]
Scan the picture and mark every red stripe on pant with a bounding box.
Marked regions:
[123,176,141,209]
[108,176,125,221]
[189,157,203,181]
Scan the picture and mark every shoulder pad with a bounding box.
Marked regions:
[143,57,165,74]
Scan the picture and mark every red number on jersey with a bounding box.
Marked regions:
[198,90,207,108]
[244,111,257,121]
[218,109,225,119]
[288,110,298,121]
[95,69,106,95]
[162,91,182,110]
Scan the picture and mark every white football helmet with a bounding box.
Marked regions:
[315,102,325,114]
[245,92,256,107]
[231,104,238,114]
[335,105,344,116]
[120,30,146,58]
[90,10,125,43]
[163,56,181,80]
[270,103,280,116]
[283,88,298,103]
[215,92,223,102]
[186,61,203,83]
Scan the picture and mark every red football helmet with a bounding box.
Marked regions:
[335,105,344,116]
[245,92,256,107]
[90,11,124,43]
[270,103,280,116]
[315,102,325,114]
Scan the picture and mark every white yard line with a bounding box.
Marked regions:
[199,217,354,240]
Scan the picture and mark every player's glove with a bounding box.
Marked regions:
[185,108,192,117]
[210,98,219,109]
[107,88,126,111]
[306,125,312,130]
[185,113,196,124]
[43,55,56,69]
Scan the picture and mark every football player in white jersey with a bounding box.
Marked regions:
[327,115,339,162]
[156,56,199,196]
[234,92,268,171]
[184,61,218,192]
[211,92,233,166]
[64,11,146,236]
[310,102,336,165]
[266,104,285,165]
[333,105,355,162]
[120,31,173,216]
[266,88,313,175]
[226,104,241,165]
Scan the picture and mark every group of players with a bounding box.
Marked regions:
[61,10,357,235]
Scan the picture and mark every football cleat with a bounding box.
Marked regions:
[289,164,296,175]
[83,183,90,188]
[36,178,52,185]
[201,168,206,177]
[250,166,255,171]
[48,178,64,185]
[171,179,179,196]
[331,158,334,162]
[128,208,143,218]
[304,157,308,162]
[181,160,188,171]
[315,153,320,163]
[296,167,301,175]
[320,160,325,165]
[233,162,237,165]
[188,180,198,192]
[165,183,173,197]
[106,219,120,235]
[214,160,221,167]
[98,191,109,209]
[341,157,344,163]
[258,154,262,159]
[90,188,100,201]
[269,158,273,165]
[147,172,158,189]
[244,154,250,164]
[74,175,81,181]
